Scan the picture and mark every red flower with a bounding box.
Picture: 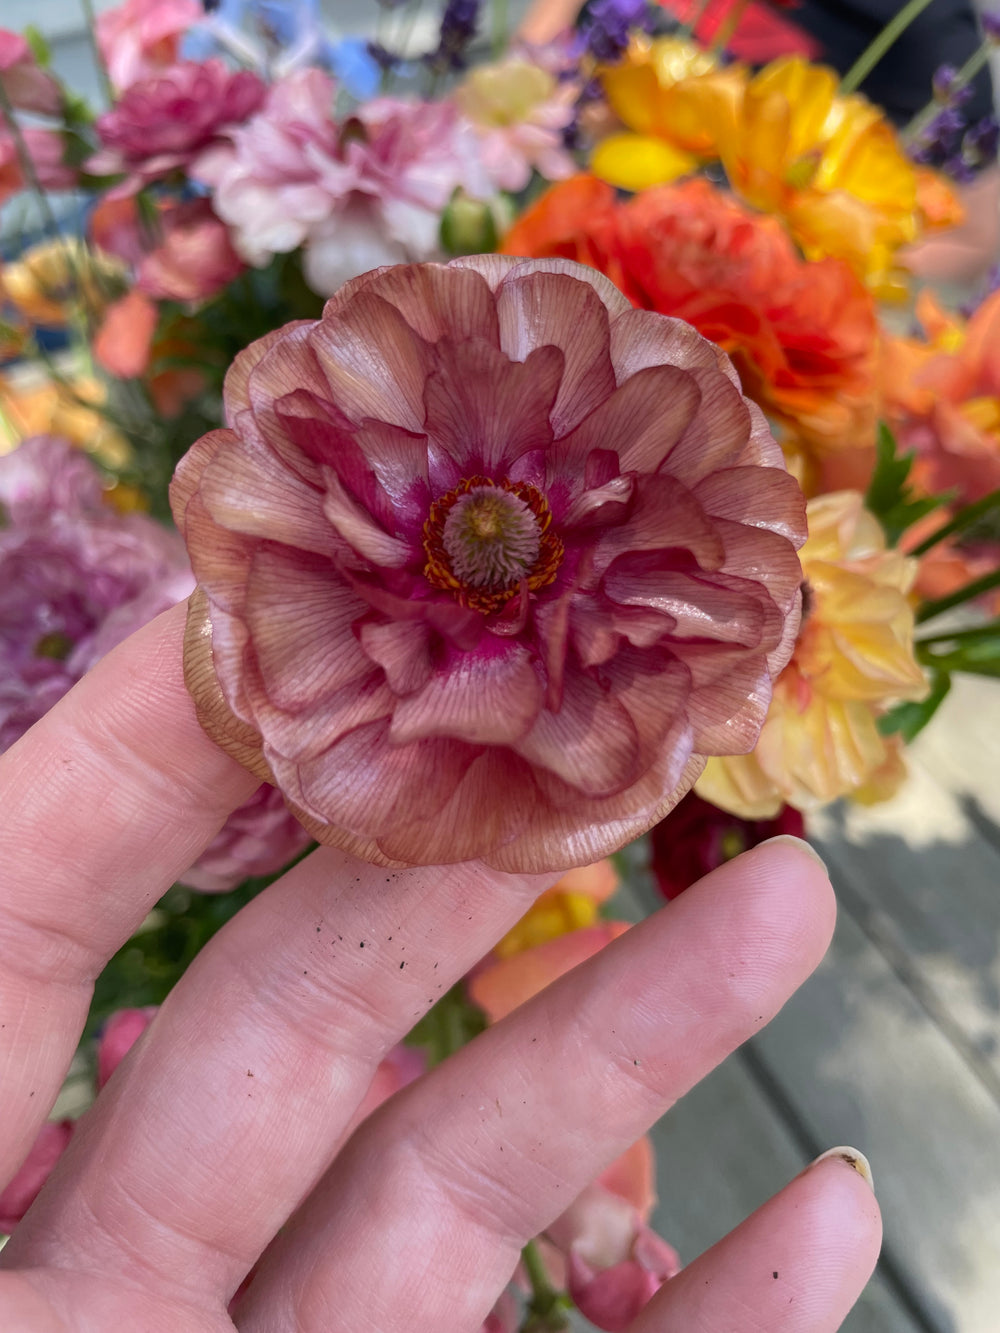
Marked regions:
[649,789,805,899]
[172,257,806,871]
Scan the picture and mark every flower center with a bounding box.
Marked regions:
[423,476,563,613]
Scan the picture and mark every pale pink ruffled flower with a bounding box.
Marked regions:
[96,0,201,91]
[172,256,805,872]
[137,198,244,303]
[0,29,62,116]
[88,59,266,195]
[178,781,313,891]
[455,57,578,193]
[197,71,491,292]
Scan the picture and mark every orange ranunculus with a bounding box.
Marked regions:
[492,859,619,959]
[593,35,746,190]
[711,56,961,295]
[93,289,158,380]
[503,176,879,454]
[1,238,125,328]
[882,288,1000,507]
[698,491,927,816]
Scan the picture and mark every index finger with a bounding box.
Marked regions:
[0,600,258,1184]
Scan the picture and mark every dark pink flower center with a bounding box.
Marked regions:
[422,475,564,614]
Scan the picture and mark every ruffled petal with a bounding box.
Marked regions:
[514,669,641,797]
[389,641,543,745]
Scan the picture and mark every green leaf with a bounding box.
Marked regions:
[864,422,947,546]
[910,487,1000,555]
[878,671,951,742]
[405,984,487,1066]
[24,25,51,65]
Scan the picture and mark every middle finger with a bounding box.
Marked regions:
[5,846,553,1303]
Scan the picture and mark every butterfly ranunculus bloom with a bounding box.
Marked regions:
[171,257,806,871]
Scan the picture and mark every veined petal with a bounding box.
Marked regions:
[359,619,433,697]
[514,670,641,797]
[389,641,543,745]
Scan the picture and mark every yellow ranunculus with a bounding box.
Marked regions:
[1,238,124,328]
[0,370,131,468]
[697,491,926,816]
[492,859,619,958]
[592,35,745,190]
[712,57,960,294]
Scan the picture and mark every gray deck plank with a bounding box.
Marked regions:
[749,904,1000,1333]
[649,1054,921,1332]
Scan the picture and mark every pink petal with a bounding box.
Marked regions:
[389,641,543,745]
[359,619,433,696]
[495,271,617,435]
[608,307,740,386]
[693,465,807,545]
[337,262,501,346]
[321,469,413,567]
[514,670,640,797]
[423,338,562,477]
[596,477,725,573]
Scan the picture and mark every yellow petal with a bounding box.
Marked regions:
[590,133,695,192]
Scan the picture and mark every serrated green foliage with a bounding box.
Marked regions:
[864,422,946,546]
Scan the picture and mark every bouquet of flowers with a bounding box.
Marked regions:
[1,0,998,1326]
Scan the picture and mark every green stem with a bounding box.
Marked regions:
[78,0,115,106]
[839,0,937,95]
[909,488,1000,556]
[678,0,715,43]
[709,0,750,55]
[916,567,1000,623]
[904,40,992,144]
[0,81,62,239]
[492,0,509,58]
[917,617,1000,646]
[520,1239,570,1331]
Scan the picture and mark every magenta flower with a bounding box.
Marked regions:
[0,126,75,205]
[96,1006,158,1089]
[0,29,62,116]
[172,257,806,872]
[0,436,195,751]
[178,781,313,892]
[88,59,266,194]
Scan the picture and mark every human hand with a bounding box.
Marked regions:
[0,602,881,1331]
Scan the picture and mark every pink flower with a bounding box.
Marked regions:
[0,29,62,116]
[197,72,491,291]
[88,59,266,195]
[0,1119,74,1233]
[172,257,805,872]
[0,436,194,751]
[96,0,201,90]
[137,198,244,303]
[0,127,75,206]
[546,1138,681,1332]
[456,57,578,193]
[97,1006,158,1089]
[178,781,313,892]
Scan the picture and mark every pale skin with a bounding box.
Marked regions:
[0,601,881,1331]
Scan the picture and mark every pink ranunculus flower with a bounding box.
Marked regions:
[546,1138,681,1332]
[137,198,244,304]
[88,59,266,195]
[197,72,492,291]
[96,0,201,90]
[0,127,75,206]
[0,30,62,116]
[0,436,195,752]
[193,68,350,266]
[171,256,806,872]
[178,781,314,892]
[96,1006,158,1089]
[0,1120,74,1234]
[455,57,578,194]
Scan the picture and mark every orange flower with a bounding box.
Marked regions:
[698,491,926,816]
[0,370,130,467]
[93,290,158,380]
[504,176,879,454]
[882,288,1000,507]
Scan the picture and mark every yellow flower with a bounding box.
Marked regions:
[0,370,131,469]
[697,491,926,816]
[1,238,124,328]
[712,57,959,294]
[493,860,619,958]
[592,35,745,190]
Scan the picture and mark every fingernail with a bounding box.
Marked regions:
[811,1146,875,1192]
[755,834,828,875]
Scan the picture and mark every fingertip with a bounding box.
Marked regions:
[747,833,837,960]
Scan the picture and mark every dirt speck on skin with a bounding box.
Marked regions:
[247,1070,254,1078]
[400,961,406,969]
